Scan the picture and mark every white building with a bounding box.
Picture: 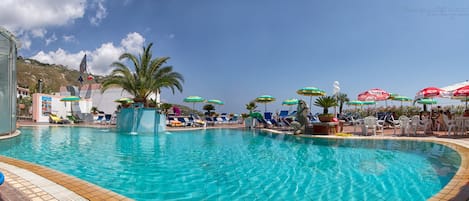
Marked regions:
[60,84,133,114]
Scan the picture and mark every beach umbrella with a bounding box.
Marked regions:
[206,99,224,113]
[296,87,326,109]
[362,101,376,105]
[60,96,81,115]
[207,99,224,105]
[114,97,134,104]
[347,100,364,112]
[358,88,390,101]
[391,95,413,107]
[282,98,299,106]
[358,88,390,108]
[347,100,364,106]
[416,98,437,112]
[184,96,205,111]
[415,87,445,99]
[255,95,276,113]
[452,85,469,109]
[282,98,299,113]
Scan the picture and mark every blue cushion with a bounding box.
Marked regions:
[0,171,4,185]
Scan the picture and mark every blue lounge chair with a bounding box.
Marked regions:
[94,115,104,124]
[102,114,112,125]
[279,110,289,119]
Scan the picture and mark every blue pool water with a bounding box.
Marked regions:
[0,127,461,201]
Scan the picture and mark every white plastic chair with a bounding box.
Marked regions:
[443,115,457,136]
[351,117,363,133]
[397,116,410,136]
[362,116,384,136]
[410,115,429,136]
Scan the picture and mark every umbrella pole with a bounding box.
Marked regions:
[265,103,267,114]
[464,95,467,110]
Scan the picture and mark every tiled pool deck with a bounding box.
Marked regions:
[1,122,469,200]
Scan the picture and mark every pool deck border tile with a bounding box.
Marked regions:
[0,155,132,201]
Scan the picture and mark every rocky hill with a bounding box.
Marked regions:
[17,57,105,93]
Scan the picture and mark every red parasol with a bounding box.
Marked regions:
[453,85,469,109]
[357,88,390,101]
[453,85,469,97]
[415,87,445,99]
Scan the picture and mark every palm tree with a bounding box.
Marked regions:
[160,103,172,115]
[314,96,338,115]
[203,104,215,116]
[336,93,350,115]
[245,101,257,115]
[101,43,184,106]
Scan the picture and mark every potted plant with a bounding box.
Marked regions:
[90,106,99,115]
[203,104,215,116]
[244,101,257,128]
[314,96,338,122]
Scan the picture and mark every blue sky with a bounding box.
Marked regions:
[2,0,469,114]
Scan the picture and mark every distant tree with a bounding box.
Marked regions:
[160,103,172,115]
[336,93,350,114]
[203,104,215,116]
[101,43,184,106]
[245,101,257,115]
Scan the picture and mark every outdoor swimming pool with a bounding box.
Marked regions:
[0,127,461,201]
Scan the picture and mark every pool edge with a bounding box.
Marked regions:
[0,155,133,201]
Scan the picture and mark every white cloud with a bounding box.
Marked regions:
[89,43,124,75]
[31,49,87,70]
[121,32,145,54]
[20,35,32,50]
[0,0,86,32]
[30,32,147,76]
[45,33,57,45]
[0,0,90,48]
[31,28,47,38]
[89,0,108,26]
[63,35,77,43]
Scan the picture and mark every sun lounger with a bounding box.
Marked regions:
[49,114,70,124]
[94,115,104,124]
[67,114,83,124]
[101,114,112,125]
[168,117,184,127]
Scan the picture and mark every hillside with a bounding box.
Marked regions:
[17,57,105,93]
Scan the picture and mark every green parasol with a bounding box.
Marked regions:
[207,99,224,105]
[114,97,134,104]
[60,96,81,115]
[255,95,276,113]
[184,96,205,111]
[296,87,326,109]
[391,95,412,107]
[416,98,437,112]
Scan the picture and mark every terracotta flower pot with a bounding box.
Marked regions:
[319,115,334,122]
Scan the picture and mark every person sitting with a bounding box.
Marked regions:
[445,110,453,120]
[435,110,445,131]
[464,109,469,117]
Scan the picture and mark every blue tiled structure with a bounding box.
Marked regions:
[116,104,166,133]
